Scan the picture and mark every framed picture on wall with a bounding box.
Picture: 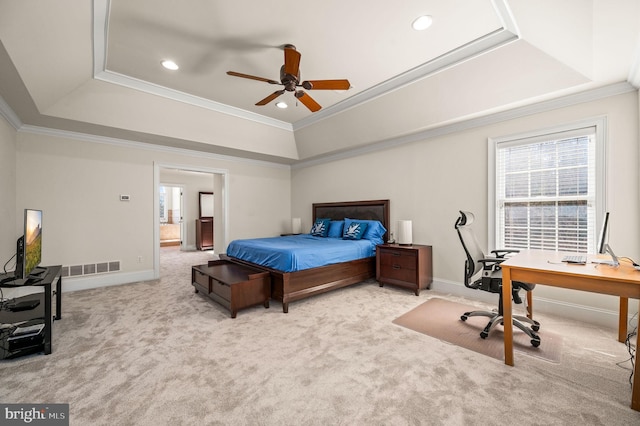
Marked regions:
[199,192,214,219]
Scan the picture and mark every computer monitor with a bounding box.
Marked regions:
[594,212,619,266]
[597,212,609,254]
[3,209,44,285]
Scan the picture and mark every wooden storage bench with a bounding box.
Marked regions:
[192,260,270,318]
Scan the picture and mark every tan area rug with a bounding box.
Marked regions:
[393,297,562,363]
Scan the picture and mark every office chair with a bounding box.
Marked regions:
[454,211,541,347]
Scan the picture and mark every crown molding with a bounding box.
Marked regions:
[93,70,294,132]
[92,0,292,132]
[17,124,291,170]
[92,0,520,133]
[292,82,635,170]
[294,0,520,131]
[5,81,634,172]
[292,28,518,131]
[0,95,23,130]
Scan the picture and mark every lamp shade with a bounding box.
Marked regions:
[396,220,413,245]
[292,217,302,234]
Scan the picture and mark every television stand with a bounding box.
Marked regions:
[0,265,62,359]
[0,276,28,286]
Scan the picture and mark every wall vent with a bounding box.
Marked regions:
[61,261,121,277]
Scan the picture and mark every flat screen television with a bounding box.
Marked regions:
[6,209,44,285]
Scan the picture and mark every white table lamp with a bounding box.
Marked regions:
[397,220,413,245]
[292,217,302,234]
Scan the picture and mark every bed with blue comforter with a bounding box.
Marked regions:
[223,200,390,313]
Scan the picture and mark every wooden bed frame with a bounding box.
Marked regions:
[223,199,390,313]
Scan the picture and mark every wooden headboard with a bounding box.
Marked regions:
[312,199,390,242]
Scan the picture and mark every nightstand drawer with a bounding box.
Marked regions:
[379,263,417,284]
[378,249,417,270]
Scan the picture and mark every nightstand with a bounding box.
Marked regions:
[376,244,433,295]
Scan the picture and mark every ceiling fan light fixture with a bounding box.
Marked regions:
[161,60,179,70]
[412,15,433,31]
[228,46,349,112]
[275,101,288,109]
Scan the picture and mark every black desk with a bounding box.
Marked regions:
[0,265,62,358]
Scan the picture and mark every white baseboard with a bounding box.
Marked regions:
[61,269,155,292]
[430,278,625,330]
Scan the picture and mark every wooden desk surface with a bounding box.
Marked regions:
[502,250,640,298]
[500,249,640,411]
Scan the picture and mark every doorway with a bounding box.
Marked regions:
[159,185,184,248]
[153,162,229,280]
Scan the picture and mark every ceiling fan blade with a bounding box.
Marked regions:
[256,90,286,106]
[284,47,301,77]
[295,90,321,112]
[302,79,351,90]
[227,71,279,85]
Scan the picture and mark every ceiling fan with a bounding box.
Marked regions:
[226,44,351,112]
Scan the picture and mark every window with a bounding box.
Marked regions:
[489,118,606,253]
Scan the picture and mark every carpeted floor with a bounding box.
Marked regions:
[0,246,639,425]
[393,297,563,363]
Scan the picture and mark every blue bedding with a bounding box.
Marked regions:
[226,234,378,273]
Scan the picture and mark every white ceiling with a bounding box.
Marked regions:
[0,0,639,164]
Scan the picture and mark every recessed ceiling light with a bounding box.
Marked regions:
[275,101,288,109]
[161,60,179,70]
[412,15,433,31]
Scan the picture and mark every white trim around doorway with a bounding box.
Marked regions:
[153,162,229,279]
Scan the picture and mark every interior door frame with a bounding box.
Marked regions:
[153,162,229,279]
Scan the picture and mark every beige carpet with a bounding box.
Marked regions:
[393,298,563,363]
[0,246,638,425]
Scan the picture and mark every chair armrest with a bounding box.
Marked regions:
[478,257,506,266]
[491,249,520,258]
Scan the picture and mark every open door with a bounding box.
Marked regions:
[159,185,184,248]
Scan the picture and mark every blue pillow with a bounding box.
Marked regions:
[357,219,387,244]
[328,220,344,238]
[310,218,331,237]
[342,219,369,240]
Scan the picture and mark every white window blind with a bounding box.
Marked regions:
[495,126,600,253]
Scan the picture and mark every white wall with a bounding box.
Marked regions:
[292,91,640,328]
[0,115,17,264]
[14,130,291,291]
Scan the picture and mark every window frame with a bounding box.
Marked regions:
[488,117,607,251]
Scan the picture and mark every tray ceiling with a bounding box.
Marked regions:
[0,0,638,163]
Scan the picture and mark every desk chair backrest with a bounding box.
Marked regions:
[454,210,485,284]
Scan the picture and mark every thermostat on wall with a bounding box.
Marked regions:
[120,194,131,201]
